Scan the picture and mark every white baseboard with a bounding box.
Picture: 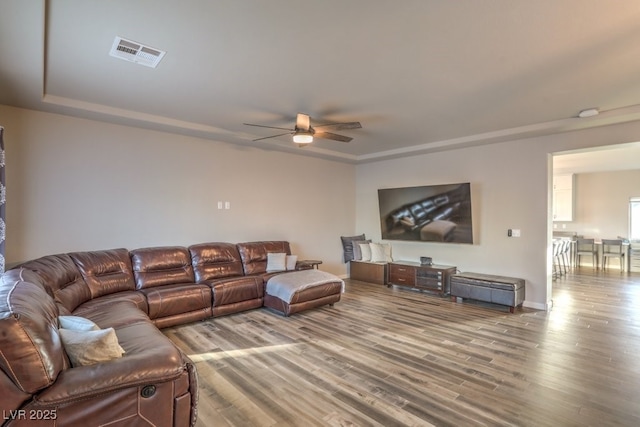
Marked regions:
[523,300,547,311]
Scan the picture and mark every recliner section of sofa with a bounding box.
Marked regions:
[69,248,150,315]
[0,267,198,427]
[189,242,265,317]
[0,240,312,427]
[131,246,212,328]
[237,240,292,276]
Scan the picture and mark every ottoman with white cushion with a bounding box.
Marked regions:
[420,220,457,241]
[264,270,344,316]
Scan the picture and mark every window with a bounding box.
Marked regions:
[630,198,640,241]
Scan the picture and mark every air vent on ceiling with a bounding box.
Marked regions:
[109,36,166,68]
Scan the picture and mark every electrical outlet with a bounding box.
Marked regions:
[217,201,223,209]
[508,229,512,237]
[224,201,230,210]
[513,229,521,237]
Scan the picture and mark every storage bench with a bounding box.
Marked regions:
[349,260,388,285]
[450,272,525,313]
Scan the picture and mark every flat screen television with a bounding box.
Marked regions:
[378,182,473,243]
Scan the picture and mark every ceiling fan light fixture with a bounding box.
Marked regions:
[293,132,313,144]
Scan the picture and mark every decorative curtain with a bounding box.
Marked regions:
[0,127,5,272]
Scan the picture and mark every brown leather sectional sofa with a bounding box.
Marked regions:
[0,241,332,427]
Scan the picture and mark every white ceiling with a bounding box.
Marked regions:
[3,1,640,165]
[553,142,640,175]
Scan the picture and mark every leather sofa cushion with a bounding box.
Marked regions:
[409,203,429,223]
[434,195,449,206]
[237,241,291,276]
[72,290,149,319]
[140,283,212,320]
[432,206,454,221]
[131,246,196,289]
[70,249,136,299]
[75,300,151,330]
[189,242,245,281]
[0,269,66,394]
[19,253,91,313]
[390,207,411,224]
[421,199,437,214]
[207,276,263,307]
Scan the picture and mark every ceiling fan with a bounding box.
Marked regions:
[243,113,362,146]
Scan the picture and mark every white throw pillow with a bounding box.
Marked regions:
[58,315,100,331]
[59,327,125,367]
[266,252,287,272]
[359,243,372,261]
[383,243,393,261]
[286,255,298,270]
[352,239,371,261]
[400,216,415,228]
[370,242,393,262]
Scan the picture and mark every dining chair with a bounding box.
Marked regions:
[552,240,561,279]
[552,239,571,279]
[575,238,598,269]
[601,239,625,271]
[560,239,571,273]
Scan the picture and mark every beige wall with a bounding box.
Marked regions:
[355,120,640,309]
[4,103,640,307]
[0,105,356,275]
[554,170,640,239]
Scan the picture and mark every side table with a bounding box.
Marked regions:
[297,259,323,270]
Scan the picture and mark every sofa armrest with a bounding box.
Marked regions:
[35,322,186,405]
[14,323,198,427]
[36,346,185,406]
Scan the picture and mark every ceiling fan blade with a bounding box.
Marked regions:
[252,132,292,141]
[243,123,294,131]
[313,121,362,131]
[296,113,311,131]
[314,131,353,143]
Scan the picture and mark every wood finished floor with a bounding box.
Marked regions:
[163,270,640,427]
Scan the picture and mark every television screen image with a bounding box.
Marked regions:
[378,183,473,243]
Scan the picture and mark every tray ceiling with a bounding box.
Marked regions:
[3,1,640,164]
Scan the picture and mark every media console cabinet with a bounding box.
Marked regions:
[387,261,456,296]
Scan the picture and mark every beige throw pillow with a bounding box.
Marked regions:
[286,255,298,270]
[266,252,287,272]
[359,243,372,261]
[370,242,393,262]
[59,327,125,367]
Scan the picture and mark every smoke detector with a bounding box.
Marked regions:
[578,108,599,118]
[109,36,166,68]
